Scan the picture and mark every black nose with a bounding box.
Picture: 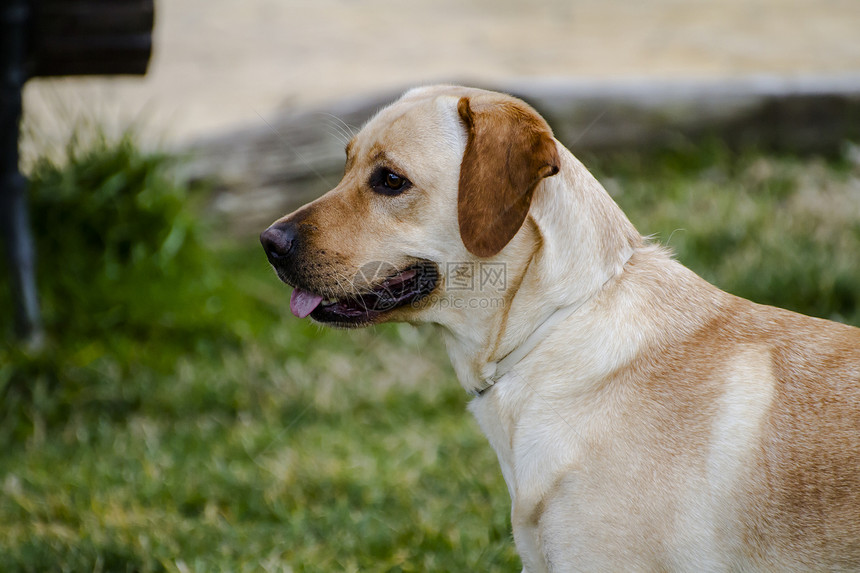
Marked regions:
[260,222,297,263]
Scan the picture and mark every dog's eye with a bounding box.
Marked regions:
[385,172,405,190]
[370,168,411,196]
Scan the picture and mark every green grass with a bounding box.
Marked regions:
[0,135,858,572]
[592,144,860,324]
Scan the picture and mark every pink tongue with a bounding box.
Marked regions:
[290,288,324,318]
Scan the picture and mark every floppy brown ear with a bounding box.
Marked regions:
[457,96,560,258]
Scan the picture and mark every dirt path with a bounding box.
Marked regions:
[22,0,860,145]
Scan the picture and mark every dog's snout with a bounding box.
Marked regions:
[260,222,297,262]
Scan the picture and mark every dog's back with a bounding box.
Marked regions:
[731,302,860,568]
[588,255,860,569]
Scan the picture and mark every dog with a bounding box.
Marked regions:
[260,85,860,571]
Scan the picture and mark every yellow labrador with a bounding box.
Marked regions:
[261,86,860,571]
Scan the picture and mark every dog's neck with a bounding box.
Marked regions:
[441,148,641,394]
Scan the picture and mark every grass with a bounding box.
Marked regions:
[590,144,860,324]
[0,134,858,572]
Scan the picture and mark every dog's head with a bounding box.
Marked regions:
[260,86,560,327]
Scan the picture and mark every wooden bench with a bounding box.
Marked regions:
[1,0,153,346]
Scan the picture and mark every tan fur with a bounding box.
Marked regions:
[263,85,860,572]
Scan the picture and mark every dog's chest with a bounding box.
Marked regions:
[467,376,735,571]
[468,384,517,499]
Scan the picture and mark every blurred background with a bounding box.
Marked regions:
[22,0,860,141]
[2,1,860,571]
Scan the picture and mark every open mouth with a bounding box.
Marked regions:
[289,262,438,326]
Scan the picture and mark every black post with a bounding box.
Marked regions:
[1,0,43,347]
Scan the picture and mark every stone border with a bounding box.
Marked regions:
[498,74,860,154]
